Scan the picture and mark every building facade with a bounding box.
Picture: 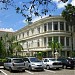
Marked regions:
[13,16,75,57]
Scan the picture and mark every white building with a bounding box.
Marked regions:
[13,16,75,57]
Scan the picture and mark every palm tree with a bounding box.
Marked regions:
[13,42,24,56]
[62,4,75,56]
[48,41,62,57]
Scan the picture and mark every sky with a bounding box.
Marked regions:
[0,0,75,32]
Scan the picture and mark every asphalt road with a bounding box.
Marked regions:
[0,68,75,75]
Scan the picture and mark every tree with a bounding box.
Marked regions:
[0,0,68,21]
[48,41,62,57]
[0,37,6,58]
[12,42,24,56]
[62,4,75,56]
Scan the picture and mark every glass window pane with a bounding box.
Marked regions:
[60,36,64,46]
[53,22,58,30]
[60,22,64,30]
[44,37,46,46]
[48,22,52,30]
[66,37,69,46]
[37,27,40,33]
[66,23,69,31]
[54,36,58,42]
[44,23,47,32]
[48,37,52,43]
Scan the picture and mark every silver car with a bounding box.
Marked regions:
[23,57,44,71]
[4,58,25,72]
[42,58,62,69]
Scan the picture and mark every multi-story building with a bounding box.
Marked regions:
[13,16,75,57]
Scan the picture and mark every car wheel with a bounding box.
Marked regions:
[46,65,50,70]
[4,66,6,70]
[22,69,25,72]
[9,67,12,72]
[29,66,32,71]
[63,65,66,69]
[71,66,74,69]
[41,68,44,71]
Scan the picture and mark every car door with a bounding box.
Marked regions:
[24,58,30,69]
[4,59,11,69]
[43,59,48,68]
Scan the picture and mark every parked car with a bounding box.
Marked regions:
[23,57,44,71]
[42,58,62,70]
[71,57,75,67]
[57,58,74,69]
[4,57,25,72]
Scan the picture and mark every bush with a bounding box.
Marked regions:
[0,58,6,66]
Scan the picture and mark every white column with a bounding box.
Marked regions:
[64,37,66,47]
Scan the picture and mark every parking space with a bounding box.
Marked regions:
[0,68,75,75]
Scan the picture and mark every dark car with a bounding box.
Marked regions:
[72,57,75,67]
[57,58,74,69]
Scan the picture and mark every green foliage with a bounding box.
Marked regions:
[0,58,6,62]
[62,4,75,26]
[48,41,62,51]
[0,38,6,58]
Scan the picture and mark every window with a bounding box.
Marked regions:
[48,37,52,43]
[44,59,49,62]
[37,39,40,47]
[44,37,46,46]
[7,59,11,62]
[48,22,52,30]
[31,29,34,34]
[53,22,58,30]
[60,22,64,30]
[54,36,58,42]
[23,32,24,38]
[27,31,29,36]
[66,37,69,46]
[37,27,40,33]
[66,23,69,31]
[13,59,24,63]
[44,23,47,32]
[60,36,64,46]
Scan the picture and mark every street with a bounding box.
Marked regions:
[0,68,75,75]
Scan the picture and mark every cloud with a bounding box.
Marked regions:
[0,28,15,32]
[32,15,48,22]
[71,0,75,6]
[52,0,69,9]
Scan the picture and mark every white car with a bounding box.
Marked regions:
[42,58,62,69]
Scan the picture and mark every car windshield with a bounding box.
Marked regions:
[49,58,56,61]
[13,59,24,63]
[30,58,41,62]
